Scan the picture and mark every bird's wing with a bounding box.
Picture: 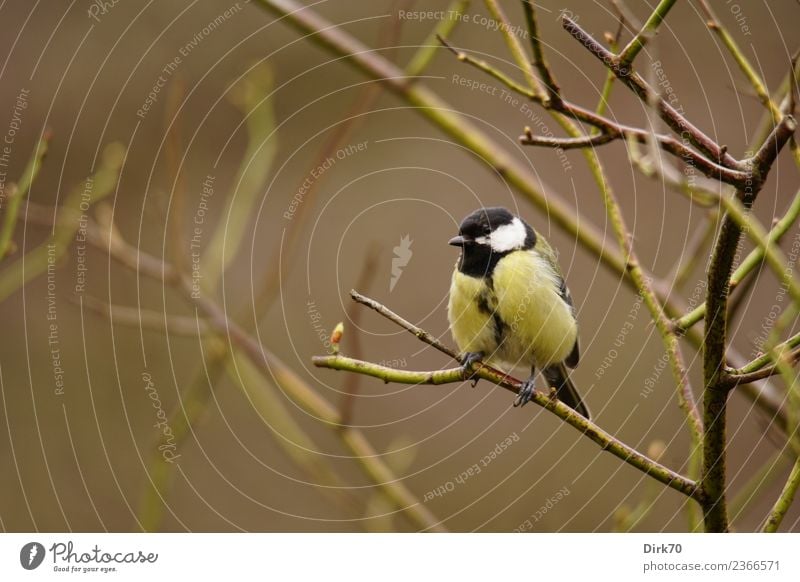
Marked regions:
[558,277,580,368]
[537,236,580,368]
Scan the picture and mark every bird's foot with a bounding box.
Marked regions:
[513,377,537,407]
[460,351,484,387]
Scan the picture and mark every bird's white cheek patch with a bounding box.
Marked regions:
[490,217,527,252]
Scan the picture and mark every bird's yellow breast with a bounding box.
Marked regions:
[448,250,577,368]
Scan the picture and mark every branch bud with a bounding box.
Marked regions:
[331,322,344,354]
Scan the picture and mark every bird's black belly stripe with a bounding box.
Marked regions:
[492,313,506,347]
[477,294,492,315]
[476,292,505,347]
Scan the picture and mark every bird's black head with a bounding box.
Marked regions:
[448,207,536,278]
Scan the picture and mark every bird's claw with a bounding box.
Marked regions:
[461,352,484,387]
[514,378,536,407]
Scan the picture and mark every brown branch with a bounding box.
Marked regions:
[700,120,796,533]
[439,32,750,187]
[519,128,617,148]
[561,15,742,171]
[521,0,561,105]
[724,348,800,387]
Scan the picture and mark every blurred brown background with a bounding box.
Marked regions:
[1,0,799,532]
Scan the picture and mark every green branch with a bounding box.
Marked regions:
[617,0,677,67]
[312,354,698,500]
[763,458,800,532]
[483,0,542,97]
[204,63,277,291]
[0,142,125,302]
[0,131,51,259]
[405,0,471,78]
[675,188,800,333]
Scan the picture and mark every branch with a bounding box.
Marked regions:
[483,0,542,98]
[725,347,800,387]
[74,205,446,532]
[316,292,701,501]
[0,131,51,259]
[521,0,560,105]
[751,115,798,175]
[729,332,800,382]
[405,0,471,78]
[699,117,795,533]
[562,15,740,170]
[440,34,750,186]
[629,123,800,309]
[0,142,126,303]
[763,457,800,532]
[617,0,677,67]
[674,187,800,333]
[698,0,800,170]
[79,295,209,336]
[519,128,617,149]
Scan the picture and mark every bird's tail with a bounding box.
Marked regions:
[543,363,590,419]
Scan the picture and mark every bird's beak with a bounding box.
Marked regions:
[448,235,469,246]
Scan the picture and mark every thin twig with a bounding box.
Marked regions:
[675,188,800,333]
[763,457,800,532]
[521,0,561,105]
[79,295,209,336]
[617,0,677,67]
[519,128,617,148]
[405,0,471,77]
[437,35,535,99]
[338,247,380,426]
[725,348,800,387]
[0,131,51,259]
[483,0,543,97]
[698,0,800,169]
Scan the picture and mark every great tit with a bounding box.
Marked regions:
[447,207,590,418]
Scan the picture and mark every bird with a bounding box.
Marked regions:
[446,207,590,418]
